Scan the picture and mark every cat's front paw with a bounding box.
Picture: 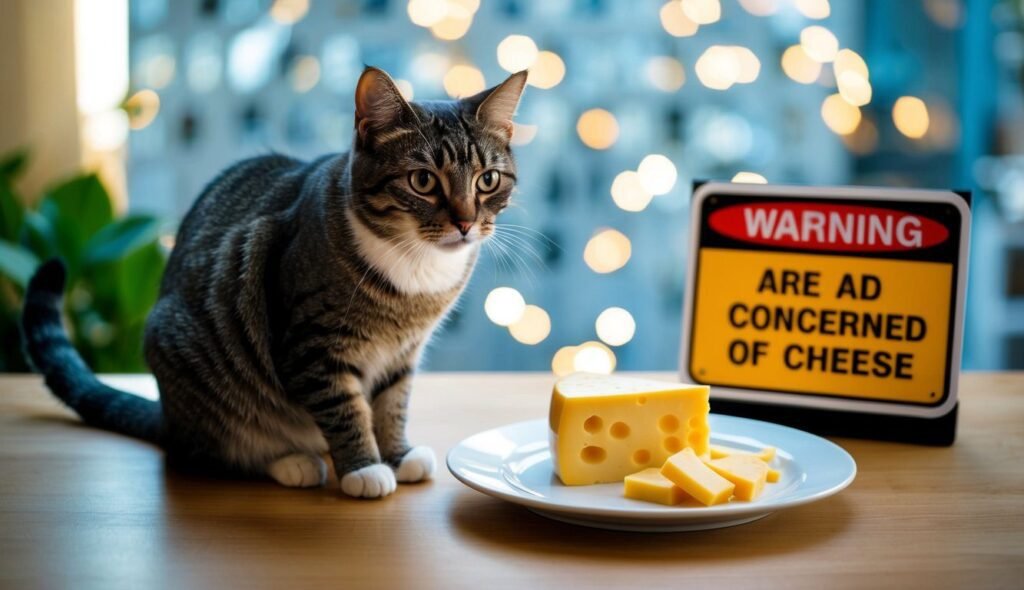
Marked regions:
[395,446,436,483]
[340,463,397,499]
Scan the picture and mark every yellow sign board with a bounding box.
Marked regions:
[680,183,970,444]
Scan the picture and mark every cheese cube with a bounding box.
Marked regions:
[623,468,689,506]
[704,455,769,501]
[767,467,781,483]
[549,373,711,486]
[660,448,734,506]
[710,444,777,462]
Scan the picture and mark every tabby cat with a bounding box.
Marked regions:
[21,66,527,498]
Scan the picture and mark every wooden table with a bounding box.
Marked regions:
[0,372,1021,589]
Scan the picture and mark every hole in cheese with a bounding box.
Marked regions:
[610,422,630,439]
[659,415,680,433]
[688,431,706,447]
[688,415,703,428]
[663,436,683,452]
[633,449,651,464]
[583,415,603,433]
[637,396,647,405]
[580,446,606,464]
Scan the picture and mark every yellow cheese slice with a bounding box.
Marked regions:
[549,373,710,485]
[660,448,734,506]
[704,455,769,501]
[709,444,776,462]
[623,468,690,506]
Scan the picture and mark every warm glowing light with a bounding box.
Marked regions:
[76,0,129,115]
[645,56,686,92]
[430,7,473,41]
[443,64,485,98]
[497,35,539,73]
[584,229,632,274]
[794,0,830,19]
[83,110,130,151]
[394,79,415,101]
[731,46,761,84]
[737,0,779,16]
[124,89,160,130]
[732,171,767,184]
[923,0,963,29]
[681,0,721,25]
[449,0,481,13]
[837,71,871,106]
[407,0,448,26]
[270,0,309,24]
[509,305,551,345]
[290,55,320,93]
[528,51,565,89]
[821,93,862,136]
[659,1,699,37]
[484,287,526,326]
[552,346,578,377]
[833,49,868,79]
[596,307,636,347]
[611,171,654,213]
[781,45,822,84]
[893,96,930,139]
[574,341,617,374]
[576,109,619,150]
[695,46,740,90]
[511,123,538,146]
[800,26,839,63]
[637,154,677,196]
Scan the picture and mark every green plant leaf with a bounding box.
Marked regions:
[83,215,162,266]
[0,176,24,242]
[21,211,57,260]
[0,149,29,179]
[0,240,40,288]
[41,174,113,277]
[115,243,165,321]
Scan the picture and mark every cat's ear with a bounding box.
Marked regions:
[466,71,528,140]
[354,66,416,144]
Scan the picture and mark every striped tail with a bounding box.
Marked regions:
[20,259,163,444]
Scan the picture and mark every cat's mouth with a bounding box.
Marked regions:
[435,232,476,250]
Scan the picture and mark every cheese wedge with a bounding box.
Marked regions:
[660,448,735,506]
[623,468,690,506]
[710,444,777,462]
[704,455,769,501]
[549,373,710,485]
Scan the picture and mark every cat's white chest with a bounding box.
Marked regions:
[348,211,476,295]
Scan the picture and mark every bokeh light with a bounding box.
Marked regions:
[124,89,160,130]
[821,93,862,135]
[695,46,740,90]
[443,64,485,98]
[552,345,578,377]
[681,0,721,25]
[782,45,822,84]
[738,0,779,16]
[574,341,617,374]
[497,35,538,73]
[270,0,309,24]
[584,229,632,274]
[893,96,930,139]
[794,0,830,20]
[407,0,448,26]
[833,49,868,79]
[430,7,473,41]
[577,108,619,150]
[394,78,415,101]
[800,26,839,63]
[596,307,636,346]
[645,56,686,92]
[837,71,871,106]
[659,1,699,37]
[290,55,320,93]
[484,287,526,326]
[637,154,678,195]
[841,116,879,155]
[509,305,551,345]
[611,171,653,212]
[511,122,538,146]
[528,51,565,89]
[732,46,761,84]
[732,171,768,184]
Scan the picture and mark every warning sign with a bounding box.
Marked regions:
[680,183,970,429]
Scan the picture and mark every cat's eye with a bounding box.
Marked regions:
[408,170,438,195]
[476,170,500,194]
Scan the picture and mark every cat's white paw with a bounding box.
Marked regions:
[340,463,397,498]
[395,446,436,483]
[267,453,327,488]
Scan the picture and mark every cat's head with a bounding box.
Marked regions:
[347,66,526,251]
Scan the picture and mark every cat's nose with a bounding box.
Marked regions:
[454,220,474,236]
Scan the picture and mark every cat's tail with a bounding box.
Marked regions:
[20,259,163,444]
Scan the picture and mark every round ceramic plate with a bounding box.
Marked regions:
[447,415,856,532]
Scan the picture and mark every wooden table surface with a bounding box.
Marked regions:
[1,372,1022,589]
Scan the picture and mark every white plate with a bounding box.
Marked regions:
[447,415,856,532]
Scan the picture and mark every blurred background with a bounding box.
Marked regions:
[0,0,1022,374]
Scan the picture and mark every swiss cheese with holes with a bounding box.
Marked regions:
[549,373,711,486]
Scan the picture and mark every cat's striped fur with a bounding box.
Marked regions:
[21,67,526,498]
